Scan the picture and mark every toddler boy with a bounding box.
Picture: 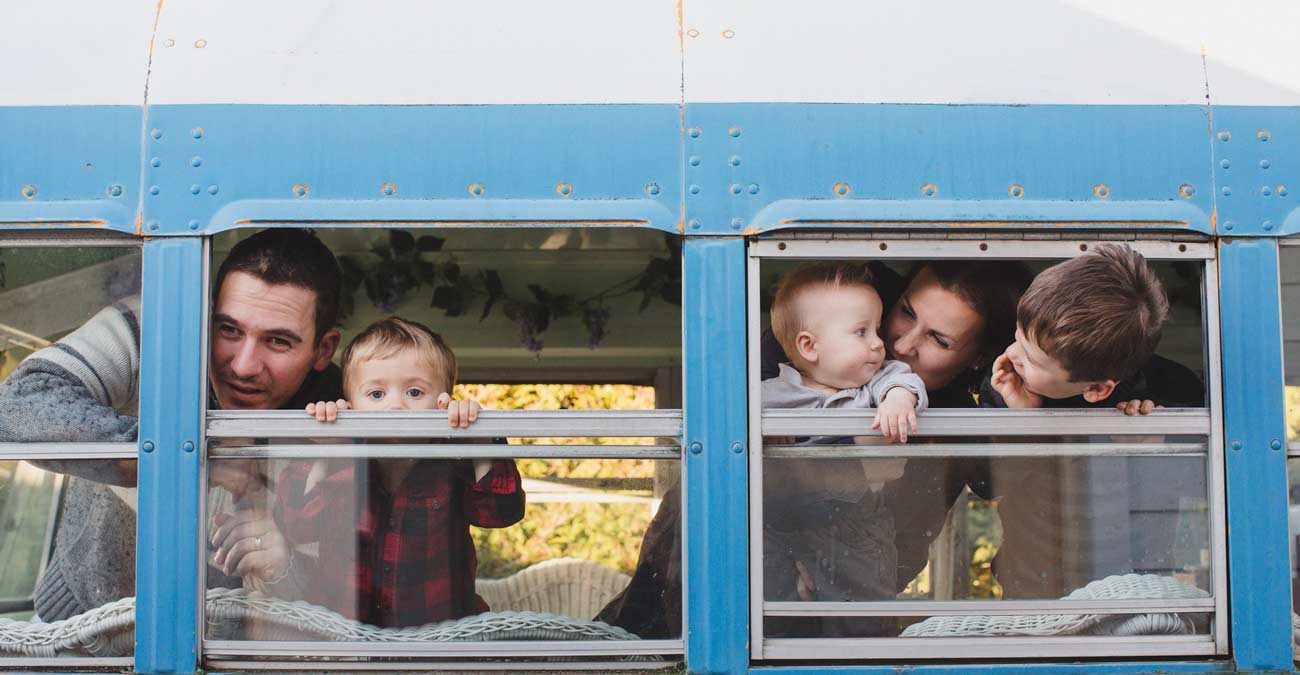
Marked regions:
[284,317,524,627]
[761,262,928,635]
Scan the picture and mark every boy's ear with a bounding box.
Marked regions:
[794,330,819,364]
[1081,380,1118,403]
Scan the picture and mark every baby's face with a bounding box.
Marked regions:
[346,351,447,411]
[801,284,887,390]
[1002,327,1085,399]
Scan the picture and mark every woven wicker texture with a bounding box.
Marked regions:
[901,574,1208,637]
[475,557,631,618]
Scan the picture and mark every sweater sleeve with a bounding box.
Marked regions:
[0,300,142,486]
[866,359,929,412]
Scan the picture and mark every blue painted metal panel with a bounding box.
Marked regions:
[0,106,141,234]
[683,238,749,675]
[136,238,204,674]
[1211,106,1300,237]
[1218,238,1292,670]
[684,104,1214,235]
[140,104,683,235]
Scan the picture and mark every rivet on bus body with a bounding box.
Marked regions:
[730,441,743,453]
[748,183,760,195]
[20,185,36,199]
[833,182,850,197]
[293,184,309,197]
[689,219,701,230]
[108,184,123,197]
[1271,439,1282,451]
[1279,184,1289,196]
[688,184,701,195]
[207,185,219,195]
[1221,186,1232,196]
[151,128,163,140]
[687,28,700,38]
[879,243,888,251]
[1230,440,1242,451]
[192,127,204,139]
[1262,185,1273,196]
[183,441,195,453]
[163,38,175,47]
[189,220,200,230]
[1008,184,1024,198]
[190,156,202,168]
[1260,159,1271,169]
[1079,244,1088,252]
[142,441,155,453]
[190,184,201,195]
[148,220,159,230]
[722,29,736,39]
[1263,220,1274,231]
[556,183,573,197]
[729,155,741,167]
[1257,129,1270,142]
[1223,220,1234,231]
[689,156,701,167]
[688,127,701,138]
[979,243,988,251]
[645,183,660,196]
[469,183,485,196]
[1093,184,1110,199]
[921,183,937,197]
[689,441,702,454]
[728,126,741,138]
[150,157,162,168]
[777,242,787,251]
[194,38,208,48]
[149,185,161,195]
[1178,184,1194,198]
[729,184,742,195]
[1217,130,1230,142]
[731,218,744,230]
[1219,159,1230,169]
[382,183,396,196]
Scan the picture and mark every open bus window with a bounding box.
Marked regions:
[0,236,141,663]
[1280,242,1300,650]
[201,227,683,667]
[747,235,1222,661]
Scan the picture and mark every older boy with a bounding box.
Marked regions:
[761,262,927,635]
[982,243,1205,597]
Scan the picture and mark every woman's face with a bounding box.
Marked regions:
[884,267,986,391]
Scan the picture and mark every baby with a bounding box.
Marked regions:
[284,317,525,627]
[761,262,928,636]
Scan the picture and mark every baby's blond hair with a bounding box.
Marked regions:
[341,317,457,394]
[770,262,876,371]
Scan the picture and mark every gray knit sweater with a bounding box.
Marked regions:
[0,298,341,625]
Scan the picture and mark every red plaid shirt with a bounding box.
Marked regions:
[275,457,524,627]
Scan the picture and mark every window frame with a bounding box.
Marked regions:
[0,230,142,670]
[746,233,1228,660]
[197,228,687,669]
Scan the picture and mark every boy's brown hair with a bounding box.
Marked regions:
[1017,244,1168,383]
[341,317,458,393]
[770,262,876,370]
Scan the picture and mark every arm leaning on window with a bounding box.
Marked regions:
[0,299,141,486]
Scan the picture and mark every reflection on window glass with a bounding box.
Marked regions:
[1281,246,1300,644]
[0,245,140,659]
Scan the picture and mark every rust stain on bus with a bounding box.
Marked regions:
[234,219,650,227]
[0,220,109,228]
[777,219,1191,228]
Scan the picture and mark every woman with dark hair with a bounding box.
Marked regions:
[598,260,1032,637]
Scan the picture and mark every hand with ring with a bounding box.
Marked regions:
[210,508,290,583]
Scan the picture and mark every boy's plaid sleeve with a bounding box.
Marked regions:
[463,459,525,527]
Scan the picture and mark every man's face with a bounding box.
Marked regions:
[210,271,339,410]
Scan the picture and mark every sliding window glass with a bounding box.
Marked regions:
[201,227,683,669]
[1280,240,1300,659]
[748,233,1224,661]
[0,233,141,668]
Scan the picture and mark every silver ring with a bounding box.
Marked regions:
[255,536,263,548]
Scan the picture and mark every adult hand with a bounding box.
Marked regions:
[209,458,266,499]
[1115,399,1159,416]
[210,509,291,583]
[990,353,1043,409]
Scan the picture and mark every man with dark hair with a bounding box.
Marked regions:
[0,228,344,625]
